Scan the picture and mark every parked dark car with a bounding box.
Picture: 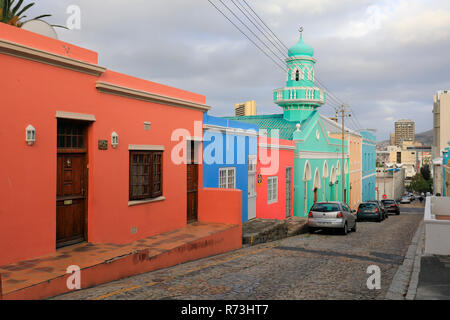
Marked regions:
[357,202,384,222]
[381,199,400,215]
[367,200,388,219]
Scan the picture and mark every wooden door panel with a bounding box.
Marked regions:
[56,200,84,243]
[186,164,198,223]
[56,153,86,247]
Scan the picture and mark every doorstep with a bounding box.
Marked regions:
[0,222,241,300]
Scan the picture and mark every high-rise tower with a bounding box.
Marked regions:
[273,29,326,122]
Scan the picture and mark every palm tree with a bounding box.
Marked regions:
[0,0,62,28]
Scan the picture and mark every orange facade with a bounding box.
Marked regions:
[0,23,241,267]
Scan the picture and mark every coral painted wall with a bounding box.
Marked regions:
[256,137,295,220]
[0,24,210,266]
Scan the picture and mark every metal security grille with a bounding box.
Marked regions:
[286,167,292,217]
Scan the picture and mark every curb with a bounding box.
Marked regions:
[385,220,424,300]
[405,227,424,300]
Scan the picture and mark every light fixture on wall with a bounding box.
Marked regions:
[144,121,151,131]
[25,125,36,146]
[111,131,119,148]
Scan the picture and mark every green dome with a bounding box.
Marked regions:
[288,36,314,57]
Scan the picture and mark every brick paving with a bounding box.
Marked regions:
[53,208,423,300]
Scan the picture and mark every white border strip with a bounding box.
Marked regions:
[129,145,165,151]
[56,111,96,122]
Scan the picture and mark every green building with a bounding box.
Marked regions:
[226,31,349,217]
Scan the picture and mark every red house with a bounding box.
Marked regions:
[256,136,295,220]
[0,23,242,299]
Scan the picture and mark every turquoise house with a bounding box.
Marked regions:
[361,130,377,201]
[226,31,350,217]
[442,147,450,196]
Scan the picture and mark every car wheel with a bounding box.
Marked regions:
[396,211,400,215]
[351,222,357,232]
[341,223,348,235]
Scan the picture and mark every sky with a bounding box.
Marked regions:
[25,0,450,141]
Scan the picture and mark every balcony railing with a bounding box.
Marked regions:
[273,87,325,104]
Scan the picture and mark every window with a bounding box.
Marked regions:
[219,168,235,189]
[295,69,300,81]
[129,151,163,201]
[57,120,86,149]
[311,203,340,212]
[248,155,257,173]
[267,176,278,204]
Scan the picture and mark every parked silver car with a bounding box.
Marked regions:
[307,201,357,235]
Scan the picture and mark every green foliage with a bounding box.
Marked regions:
[420,164,431,181]
[409,173,432,194]
[1,0,63,28]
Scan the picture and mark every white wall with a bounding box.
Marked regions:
[424,196,450,255]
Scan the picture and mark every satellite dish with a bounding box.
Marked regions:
[21,19,58,40]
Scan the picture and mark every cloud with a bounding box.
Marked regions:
[25,0,449,142]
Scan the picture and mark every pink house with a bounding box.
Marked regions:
[256,137,295,220]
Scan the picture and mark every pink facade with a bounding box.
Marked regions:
[0,23,241,267]
[256,137,295,220]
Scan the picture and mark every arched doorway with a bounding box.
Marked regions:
[322,161,329,201]
[313,168,321,204]
[303,161,312,214]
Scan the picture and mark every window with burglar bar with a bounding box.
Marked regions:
[219,167,235,189]
[267,176,278,204]
[129,151,163,201]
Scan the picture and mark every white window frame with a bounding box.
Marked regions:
[267,176,278,204]
[219,167,236,189]
[248,155,257,173]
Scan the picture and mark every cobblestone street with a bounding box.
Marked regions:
[54,206,423,300]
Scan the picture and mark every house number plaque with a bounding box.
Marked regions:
[98,139,108,150]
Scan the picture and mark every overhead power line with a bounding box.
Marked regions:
[207,0,362,129]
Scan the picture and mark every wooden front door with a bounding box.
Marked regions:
[314,188,318,204]
[186,141,198,223]
[56,120,88,248]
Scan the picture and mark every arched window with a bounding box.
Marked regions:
[295,69,300,81]
[323,161,329,178]
[303,161,312,181]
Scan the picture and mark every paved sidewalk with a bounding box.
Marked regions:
[415,255,450,300]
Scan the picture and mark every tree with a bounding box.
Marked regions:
[420,164,431,181]
[0,0,63,28]
[409,173,432,194]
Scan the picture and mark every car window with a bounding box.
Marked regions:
[382,200,395,205]
[311,203,341,212]
[359,203,376,209]
[344,204,351,212]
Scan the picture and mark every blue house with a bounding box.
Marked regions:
[202,113,258,222]
[361,130,377,201]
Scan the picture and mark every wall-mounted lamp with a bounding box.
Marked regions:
[144,121,151,131]
[111,131,119,148]
[26,124,36,146]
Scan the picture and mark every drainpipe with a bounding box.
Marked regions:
[0,273,3,300]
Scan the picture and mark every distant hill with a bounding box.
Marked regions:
[377,129,433,147]
[415,129,433,146]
